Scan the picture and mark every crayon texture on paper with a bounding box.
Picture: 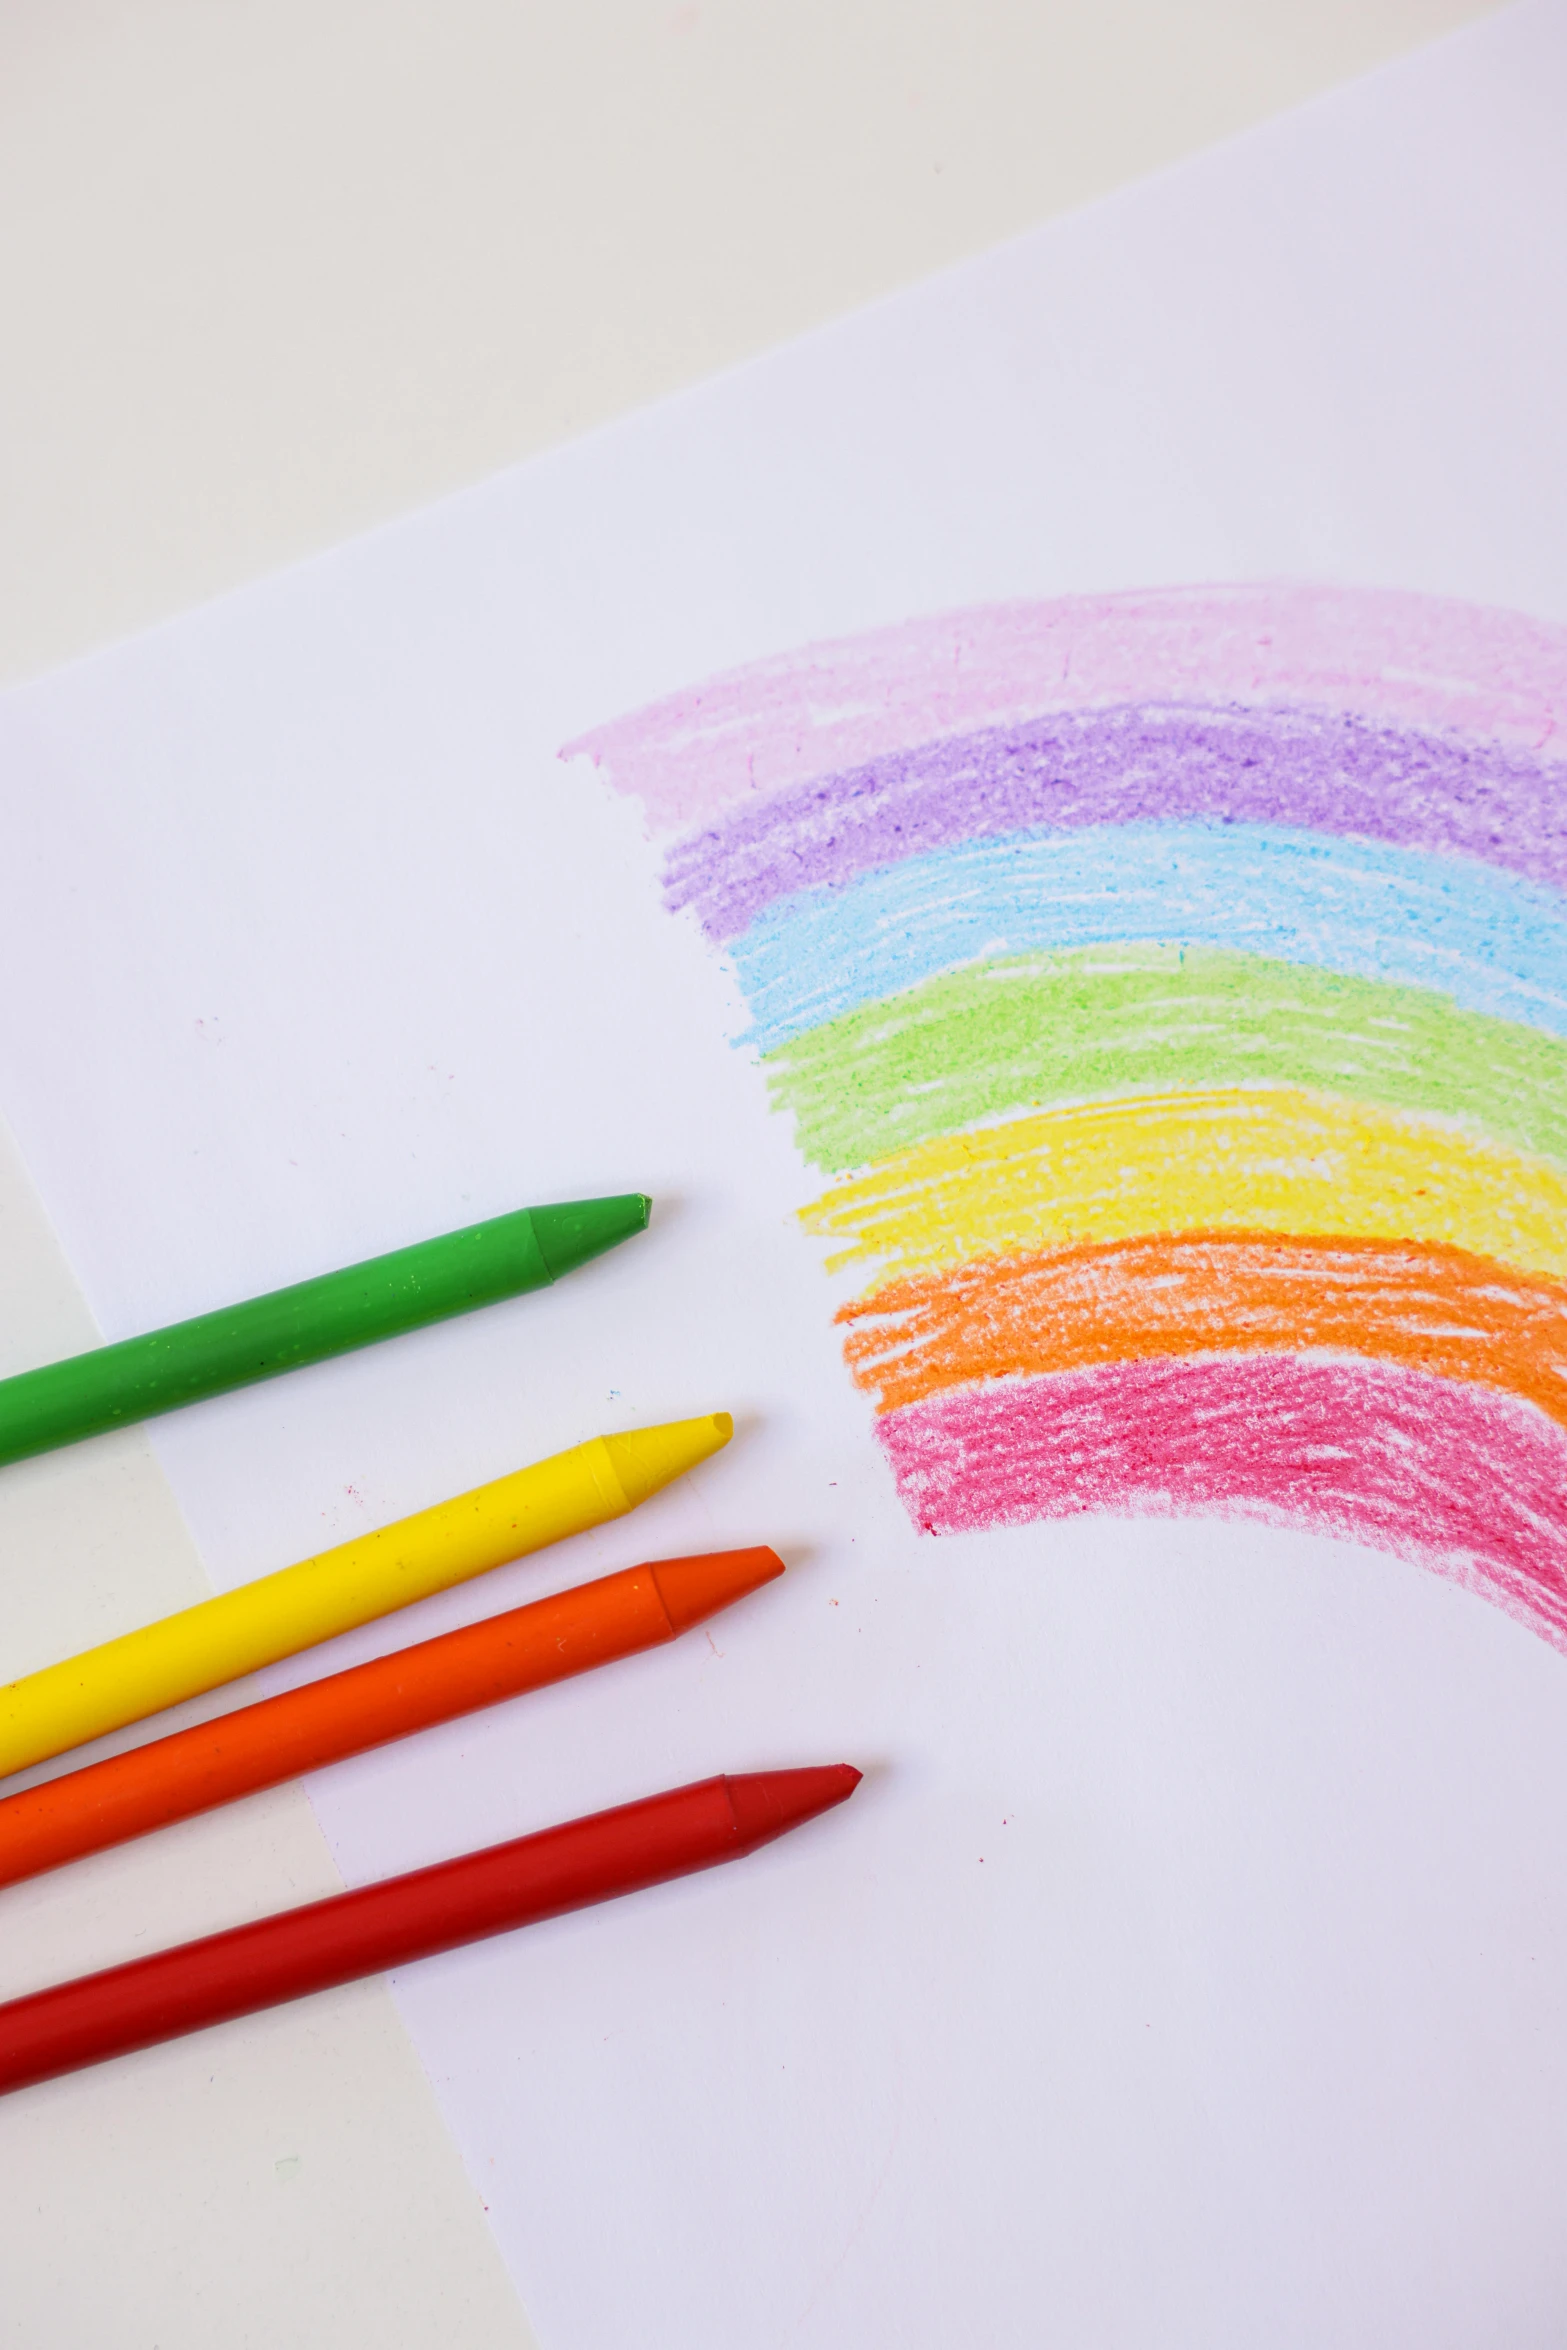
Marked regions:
[566,587,1567,1649]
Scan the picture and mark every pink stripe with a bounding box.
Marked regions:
[562,585,1567,831]
[880,1356,1567,1653]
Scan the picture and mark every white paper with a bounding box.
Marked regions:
[2,4,1567,2341]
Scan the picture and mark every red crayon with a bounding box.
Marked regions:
[0,1766,861,2096]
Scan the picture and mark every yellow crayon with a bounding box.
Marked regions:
[0,1413,732,1780]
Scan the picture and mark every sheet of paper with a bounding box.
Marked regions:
[1,4,1565,2342]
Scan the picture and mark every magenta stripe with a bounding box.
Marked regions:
[880,1356,1567,1652]
[563,587,1567,831]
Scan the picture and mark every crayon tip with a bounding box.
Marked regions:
[649,1546,785,1634]
[725,1764,862,1852]
[529,1194,652,1282]
[601,1412,732,1510]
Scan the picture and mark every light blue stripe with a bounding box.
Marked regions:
[729,822,1567,1052]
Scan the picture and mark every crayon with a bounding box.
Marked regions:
[0,1412,732,1778]
[0,1767,862,2095]
[0,1547,783,1889]
[0,1195,650,1469]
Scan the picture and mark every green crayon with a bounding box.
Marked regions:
[0,1194,650,1468]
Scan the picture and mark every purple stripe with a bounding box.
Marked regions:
[879,1355,1567,1653]
[562,586,1567,830]
[664,701,1567,944]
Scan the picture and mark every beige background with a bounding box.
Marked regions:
[3,0,1496,685]
[0,3,1500,2343]
[0,1120,534,2349]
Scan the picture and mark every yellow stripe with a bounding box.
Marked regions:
[802,1087,1567,1290]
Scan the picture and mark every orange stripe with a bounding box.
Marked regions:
[836,1231,1567,1424]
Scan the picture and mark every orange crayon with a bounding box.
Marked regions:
[0,1547,783,1891]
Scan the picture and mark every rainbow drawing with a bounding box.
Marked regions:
[565,585,1567,1649]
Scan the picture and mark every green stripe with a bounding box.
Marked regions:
[764,944,1567,1174]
